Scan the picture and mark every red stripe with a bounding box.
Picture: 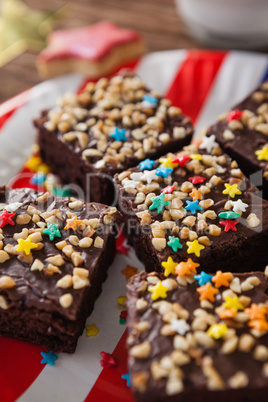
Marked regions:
[166,50,226,123]
[0,90,31,131]
[0,337,45,402]
[85,330,133,402]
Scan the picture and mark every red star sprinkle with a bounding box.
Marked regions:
[100,352,118,368]
[161,185,175,194]
[116,230,130,255]
[120,310,128,319]
[0,209,16,228]
[219,219,239,232]
[189,176,206,185]
[227,109,243,122]
[171,154,191,167]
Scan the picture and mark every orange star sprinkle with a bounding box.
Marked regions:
[248,319,268,331]
[64,216,83,231]
[189,188,203,201]
[197,283,218,302]
[121,265,138,279]
[245,303,268,321]
[218,308,237,319]
[175,258,200,277]
[212,271,232,288]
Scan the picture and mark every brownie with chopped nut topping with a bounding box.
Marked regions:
[206,81,268,200]
[114,141,268,274]
[0,186,121,352]
[34,71,193,205]
[126,268,268,402]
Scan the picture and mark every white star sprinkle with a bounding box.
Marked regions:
[141,169,158,184]
[170,319,190,335]
[199,134,218,153]
[122,178,140,189]
[231,199,248,213]
[5,202,23,212]
[130,172,143,181]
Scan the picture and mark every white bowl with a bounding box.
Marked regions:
[176,0,268,49]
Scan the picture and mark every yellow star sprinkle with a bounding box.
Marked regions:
[207,323,228,339]
[223,295,244,311]
[85,324,99,337]
[255,145,268,161]
[222,183,242,198]
[159,157,178,169]
[186,239,205,257]
[24,155,50,174]
[116,296,127,306]
[17,236,38,255]
[190,154,202,160]
[36,163,50,174]
[25,156,43,172]
[161,256,178,277]
[149,280,168,301]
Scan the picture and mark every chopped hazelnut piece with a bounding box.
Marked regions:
[59,293,73,308]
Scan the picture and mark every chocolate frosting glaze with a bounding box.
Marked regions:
[0,187,121,322]
[34,71,194,177]
[206,82,268,199]
[115,147,268,272]
[127,270,268,399]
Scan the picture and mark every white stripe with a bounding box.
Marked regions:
[18,249,144,402]
[136,49,187,95]
[195,50,268,136]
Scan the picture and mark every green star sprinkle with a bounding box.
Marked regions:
[167,236,183,252]
[149,193,170,214]
[52,187,72,197]
[43,222,61,241]
[218,211,240,220]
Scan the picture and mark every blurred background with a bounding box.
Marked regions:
[0,0,268,103]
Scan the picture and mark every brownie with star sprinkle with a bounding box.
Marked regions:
[126,267,268,402]
[206,81,268,200]
[34,71,193,205]
[0,186,121,353]
[114,140,268,274]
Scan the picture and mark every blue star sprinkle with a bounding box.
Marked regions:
[30,172,46,186]
[41,351,58,366]
[142,94,158,107]
[139,158,155,170]
[110,127,127,142]
[185,200,202,214]
[122,371,131,387]
[155,167,173,178]
[194,271,213,286]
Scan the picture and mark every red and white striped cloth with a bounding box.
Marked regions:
[0,50,268,402]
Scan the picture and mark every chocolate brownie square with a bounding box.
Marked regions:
[114,141,268,274]
[0,186,121,353]
[34,71,193,205]
[126,268,268,401]
[206,81,268,199]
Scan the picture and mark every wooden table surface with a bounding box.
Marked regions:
[0,0,202,103]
